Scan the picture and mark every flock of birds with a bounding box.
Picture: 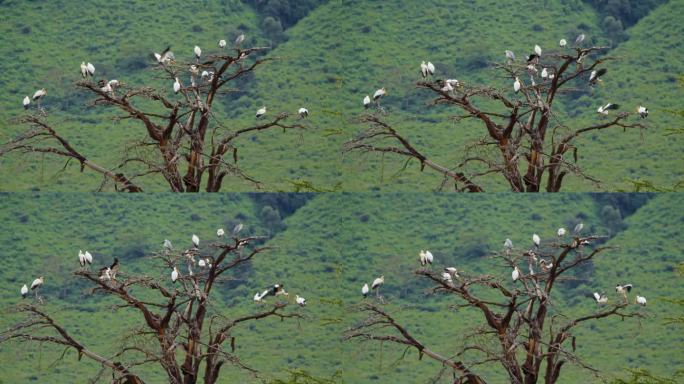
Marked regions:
[355,222,648,309]
[19,223,307,308]
[20,33,311,120]
[359,33,649,119]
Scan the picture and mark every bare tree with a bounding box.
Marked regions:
[1,233,301,383]
[345,46,647,192]
[345,231,646,383]
[1,45,309,192]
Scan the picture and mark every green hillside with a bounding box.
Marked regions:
[1,193,681,382]
[0,0,681,192]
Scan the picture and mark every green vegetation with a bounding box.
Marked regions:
[0,193,681,382]
[0,0,682,192]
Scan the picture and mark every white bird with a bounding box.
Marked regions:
[235,33,245,46]
[444,267,459,279]
[559,39,567,48]
[80,62,88,78]
[33,88,47,101]
[425,250,434,264]
[593,292,608,305]
[173,78,181,94]
[616,284,633,297]
[99,267,111,281]
[426,61,435,76]
[512,266,521,282]
[84,251,93,265]
[171,267,179,283]
[557,228,566,237]
[198,259,206,267]
[100,82,113,94]
[192,234,200,248]
[534,45,542,57]
[218,39,226,49]
[373,88,386,100]
[513,77,521,93]
[23,95,30,109]
[30,276,44,291]
[86,62,95,76]
[363,95,371,109]
[635,295,647,306]
[362,283,369,298]
[505,50,515,61]
[194,45,202,61]
[296,295,307,306]
[420,61,428,78]
[539,259,553,272]
[254,289,269,302]
[597,103,619,115]
[217,228,225,237]
[298,107,309,118]
[532,233,541,248]
[256,106,267,118]
[108,79,120,88]
[441,272,453,284]
[637,106,649,119]
[201,70,210,80]
[79,250,86,267]
[153,46,174,64]
[589,68,607,84]
[504,238,513,249]
[575,33,585,46]
[446,79,459,87]
[574,223,584,234]
[163,239,173,250]
[441,81,454,93]
[233,223,243,235]
[21,284,29,298]
[541,67,548,79]
[371,276,384,297]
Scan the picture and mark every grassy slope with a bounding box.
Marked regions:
[1,0,681,192]
[2,193,680,383]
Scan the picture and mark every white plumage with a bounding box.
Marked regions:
[171,267,179,282]
[373,88,386,100]
[505,50,515,61]
[361,283,369,297]
[217,228,225,237]
[235,34,245,46]
[441,272,453,283]
[218,39,227,49]
[32,88,47,101]
[541,68,548,79]
[192,234,200,248]
[557,228,566,237]
[363,95,371,108]
[163,239,173,250]
[593,292,608,304]
[256,106,267,118]
[574,223,584,234]
[426,61,435,75]
[512,267,520,282]
[532,233,540,247]
[80,62,88,78]
[575,33,585,46]
[635,295,647,306]
[513,77,521,93]
[534,45,542,57]
[420,61,428,78]
[296,295,307,306]
[504,238,513,249]
[194,45,202,60]
[637,106,649,119]
[86,62,95,76]
[559,39,567,48]
[597,103,619,115]
[298,107,309,118]
[233,223,243,235]
[23,95,30,109]
[371,276,384,290]
[173,78,181,94]
[21,284,29,298]
[30,276,44,290]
